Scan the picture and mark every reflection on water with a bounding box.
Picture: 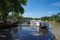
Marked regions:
[39,29,48,36]
[13,26,54,40]
[0,29,12,40]
[0,25,53,40]
[12,27,18,33]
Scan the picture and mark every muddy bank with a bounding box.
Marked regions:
[49,21,60,40]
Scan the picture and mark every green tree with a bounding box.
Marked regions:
[51,15,59,21]
[40,16,50,21]
[0,0,27,24]
[49,13,60,22]
[57,13,60,15]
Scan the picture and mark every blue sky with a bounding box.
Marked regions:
[23,0,60,18]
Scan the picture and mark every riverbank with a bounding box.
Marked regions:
[49,21,60,40]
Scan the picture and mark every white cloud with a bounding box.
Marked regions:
[52,2,60,6]
[48,11,53,14]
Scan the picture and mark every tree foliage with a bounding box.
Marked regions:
[0,0,27,23]
[40,13,60,22]
[40,16,50,21]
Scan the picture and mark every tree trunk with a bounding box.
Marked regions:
[2,16,6,24]
[2,12,7,24]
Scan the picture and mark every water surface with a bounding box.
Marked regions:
[0,21,54,40]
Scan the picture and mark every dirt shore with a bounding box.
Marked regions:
[49,21,60,40]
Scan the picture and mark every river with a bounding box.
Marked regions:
[0,21,57,40]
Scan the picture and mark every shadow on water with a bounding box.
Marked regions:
[0,29,13,40]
